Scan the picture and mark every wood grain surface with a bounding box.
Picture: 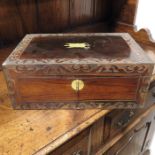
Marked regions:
[0,0,112,46]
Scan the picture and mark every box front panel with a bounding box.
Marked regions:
[16,77,78,102]
[3,66,151,109]
[14,75,140,108]
[78,77,139,101]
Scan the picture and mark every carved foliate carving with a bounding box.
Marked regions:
[13,101,142,110]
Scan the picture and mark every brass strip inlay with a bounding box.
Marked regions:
[64,43,90,49]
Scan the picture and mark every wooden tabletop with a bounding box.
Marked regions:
[0,72,109,155]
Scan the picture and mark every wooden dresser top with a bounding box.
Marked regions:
[1,40,155,154]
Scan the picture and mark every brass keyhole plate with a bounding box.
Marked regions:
[71,80,84,91]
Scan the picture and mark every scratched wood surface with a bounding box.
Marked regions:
[0,71,110,154]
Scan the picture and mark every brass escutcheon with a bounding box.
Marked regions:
[71,80,84,91]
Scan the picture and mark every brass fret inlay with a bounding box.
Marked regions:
[64,43,90,49]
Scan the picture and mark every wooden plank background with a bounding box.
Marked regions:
[0,0,112,46]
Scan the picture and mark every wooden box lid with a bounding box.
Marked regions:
[3,33,154,76]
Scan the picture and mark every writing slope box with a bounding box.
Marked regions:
[2,33,154,109]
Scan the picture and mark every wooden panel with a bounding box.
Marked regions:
[37,0,70,32]
[90,117,104,154]
[103,0,126,29]
[141,112,155,152]
[67,22,109,33]
[0,0,111,46]
[93,0,108,22]
[49,129,90,155]
[103,109,139,142]
[118,0,138,25]
[96,105,155,155]
[104,123,149,155]
[15,0,38,33]
[14,76,139,104]
[17,77,77,102]
[70,0,94,26]
[79,77,139,100]
[12,75,139,107]
[0,0,24,43]
[103,110,155,155]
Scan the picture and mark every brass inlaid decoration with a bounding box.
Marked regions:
[64,43,90,49]
[71,80,84,91]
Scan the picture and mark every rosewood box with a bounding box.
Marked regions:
[2,33,154,109]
